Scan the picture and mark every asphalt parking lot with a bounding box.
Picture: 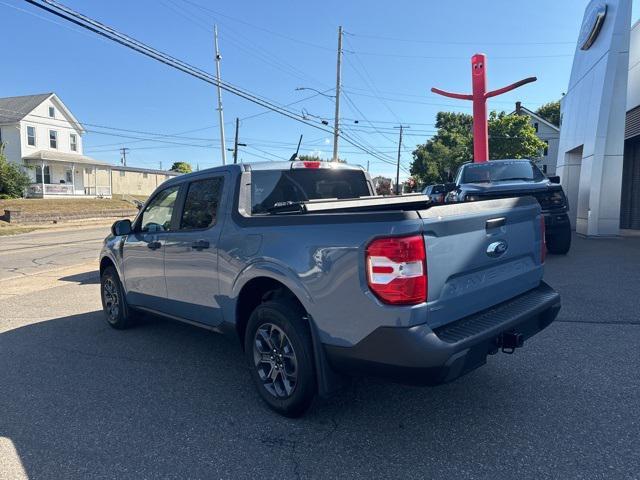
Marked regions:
[1,234,639,479]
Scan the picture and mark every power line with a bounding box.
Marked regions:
[22,0,395,166]
[344,30,576,46]
[345,50,574,60]
[176,0,333,51]
[343,34,403,125]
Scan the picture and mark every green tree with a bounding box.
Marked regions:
[297,154,346,163]
[410,112,473,184]
[488,111,546,160]
[170,161,192,173]
[536,101,561,127]
[410,111,546,185]
[0,144,31,198]
[296,155,323,162]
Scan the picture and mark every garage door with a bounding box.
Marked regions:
[621,138,640,230]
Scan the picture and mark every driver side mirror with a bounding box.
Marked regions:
[548,175,560,184]
[111,219,132,236]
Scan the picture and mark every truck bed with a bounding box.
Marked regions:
[268,194,432,214]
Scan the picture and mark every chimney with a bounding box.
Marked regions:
[515,101,522,115]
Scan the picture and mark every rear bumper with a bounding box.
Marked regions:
[325,282,561,386]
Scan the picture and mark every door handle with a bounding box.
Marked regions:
[147,241,162,250]
[191,240,210,250]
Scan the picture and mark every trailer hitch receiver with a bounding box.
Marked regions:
[496,331,524,354]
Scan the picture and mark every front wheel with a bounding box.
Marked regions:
[245,299,317,417]
[546,222,572,255]
[100,265,136,329]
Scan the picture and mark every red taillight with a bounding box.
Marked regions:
[366,235,427,305]
[540,215,546,263]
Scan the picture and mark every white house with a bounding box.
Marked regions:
[0,92,114,197]
[511,101,560,176]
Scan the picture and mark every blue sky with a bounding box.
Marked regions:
[1,0,638,179]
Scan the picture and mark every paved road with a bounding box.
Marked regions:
[0,226,109,281]
[0,234,638,479]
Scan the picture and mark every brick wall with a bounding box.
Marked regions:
[2,208,137,224]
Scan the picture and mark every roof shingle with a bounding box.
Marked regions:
[0,93,52,124]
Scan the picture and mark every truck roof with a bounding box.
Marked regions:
[162,160,367,187]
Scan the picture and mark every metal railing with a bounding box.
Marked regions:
[28,183,112,196]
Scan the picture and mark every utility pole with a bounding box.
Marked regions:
[214,25,227,165]
[120,147,129,166]
[366,160,370,172]
[159,161,162,170]
[332,26,343,162]
[233,117,240,164]
[230,118,247,164]
[394,126,409,195]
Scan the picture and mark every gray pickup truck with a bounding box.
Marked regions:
[100,160,560,416]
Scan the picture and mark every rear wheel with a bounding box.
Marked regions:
[245,299,316,417]
[100,266,136,329]
[546,223,572,255]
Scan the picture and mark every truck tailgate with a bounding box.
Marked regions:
[418,196,544,329]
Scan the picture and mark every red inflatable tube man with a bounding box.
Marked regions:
[431,53,537,163]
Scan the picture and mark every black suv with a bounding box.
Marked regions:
[445,159,571,254]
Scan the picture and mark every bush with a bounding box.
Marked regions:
[0,146,30,198]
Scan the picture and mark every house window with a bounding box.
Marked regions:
[543,140,549,156]
[49,130,58,149]
[143,172,148,179]
[65,169,73,183]
[36,165,51,184]
[70,134,78,152]
[49,106,55,118]
[27,126,36,146]
[542,164,548,174]
[119,170,125,177]
[85,167,92,174]
[534,122,539,132]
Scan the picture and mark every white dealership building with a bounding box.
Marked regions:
[556,0,639,234]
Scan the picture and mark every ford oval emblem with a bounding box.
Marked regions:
[486,240,508,258]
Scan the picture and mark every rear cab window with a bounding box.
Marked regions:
[250,168,371,214]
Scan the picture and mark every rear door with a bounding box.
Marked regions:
[123,184,181,308]
[164,174,227,326]
[419,197,544,329]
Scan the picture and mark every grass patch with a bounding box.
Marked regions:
[0,198,136,214]
[0,220,37,236]
[112,194,149,203]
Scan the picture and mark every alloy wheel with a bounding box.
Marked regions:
[102,277,120,321]
[253,323,298,398]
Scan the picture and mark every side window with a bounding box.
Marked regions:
[180,177,224,230]
[140,185,180,233]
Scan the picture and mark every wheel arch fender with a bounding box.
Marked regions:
[230,260,346,397]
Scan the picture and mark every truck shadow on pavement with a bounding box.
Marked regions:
[1,300,639,479]
[58,271,100,285]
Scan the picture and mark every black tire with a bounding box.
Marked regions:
[244,299,317,417]
[100,265,135,329]
[546,223,572,255]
